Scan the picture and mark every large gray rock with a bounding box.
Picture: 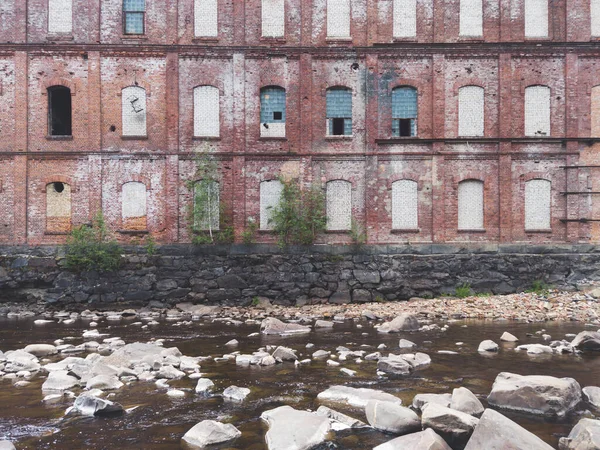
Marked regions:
[86,375,124,390]
[0,441,16,450]
[421,403,479,450]
[222,385,250,402]
[477,340,499,352]
[4,350,40,372]
[73,393,124,416]
[317,385,402,408]
[260,318,311,336]
[42,370,79,391]
[487,372,582,417]
[558,418,600,450]
[182,420,241,449]
[261,405,331,450]
[451,387,484,417]
[374,429,452,450]
[101,342,181,369]
[500,332,519,342]
[583,386,600,410]
[464,409,555,450]
[377,356,412,376]
[365,400,421,434]
[23,344,58,356]
[195,378,215,395]
[378,314,420,333]
[315,406,367,429]
[412,393,452,411]
[272,346,298,362]
[571,331,600,352]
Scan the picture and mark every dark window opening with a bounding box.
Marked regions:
[48,86,72,136]
[332,118,345,136]
[399,119,412,137]
[273,111,282,121]
[53,182,65,193]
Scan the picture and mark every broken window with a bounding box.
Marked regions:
[593,0,600,37]
[193,180,220,231]
[195,0,218,37]
[326,87,352,136]
[393,0,416,38]
[260,86,286,137]
[122,86,147,137]
[262,0,285,37]
[459,0,483,36]
[458,85,484,137]
[524,85,551,137]
[392,86,418,137]
[46,182,71,233]
[48,0,73,34]
[260,179,283,230]
[525,179,551,230]
[123,0,145,35]
[194,86,220,137]
[524,0,548,38]
[327,0,351,38]
[458,180,484,230]
[48,86,72,136]
[392,180,418,230]
[326,180,352,231]
[122,181,147,231]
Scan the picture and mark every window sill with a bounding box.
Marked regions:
[121,135,148,140]
[46,135,73,141]
[393,37,417,42]
[260,37,286,43]
[457,229,486,233]
[259,137,287,141]
[45,231,70,236]
[524,36,551,41]
[326,37,352,42]
[120,35,148,43]
[391,229,420,234]
[525,229,552,234]
[390,135,418,139]
[118,229,149,235]
[193,136,221,141]
[46,34,74,41]
[192,37,219,43]
[325,135,353,140]
[458,36,484,41]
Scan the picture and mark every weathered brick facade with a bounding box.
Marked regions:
[0,0,599,245]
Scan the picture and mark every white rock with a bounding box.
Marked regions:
[42,370,79,391]
[225,339,239,346]
[182,420,241,448]
[340,368,356,376]
[326,360,340,367]
[365,400,421,434]
[478,340,499,352]
[223,385,250,402]
[399,339,417,349]
[195,378,215,395]
[317,385,402,408]
[261,405,331,450]
[500,332,519,342]
[86,375,124,390]
[167,389,185,398]
[23,344,57,356]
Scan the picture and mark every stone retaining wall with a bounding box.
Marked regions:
[1,244,600,307]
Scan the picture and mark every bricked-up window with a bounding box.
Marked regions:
[260,87,286,138]
[459,0,483,36]
[458,85,484,137]
[525,0,548,38]
[393,0,416,38]
[122,181,147,231]
[194,180,220,231]
[458,180,484,230]
[194,86,220,137]
[327,0,351,38]
[392,86,418,137]
[525,179,551,230]
[48,86,72,136]
[123,0,145,35]
[524,85,551,137]
[593,0,600,37]
[326,87,352,136]
[262,0,285,37]
[122,86,147,137]
[326,180,352,231]
[392,180,418,230]
[195,0,218,37]
[46,182,71,233]
[48,0,73,34]
[592,86,600,137]
[260,179,283,230]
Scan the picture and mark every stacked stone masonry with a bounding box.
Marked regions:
[1,0,600,245]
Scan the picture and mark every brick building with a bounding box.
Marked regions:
[0,0,600,245]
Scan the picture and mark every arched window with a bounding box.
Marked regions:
[525,0,548,38]
[392,180,418,230]
[260,87,286,138]
[525,179,551,230]
[195,0,218,37]
[194,86,220,138]
[122,86,147,137]
[392,86,418,137]
[592,86,600,138]
[262,0,285,37]
[458,180,484,230]
[46,182,71,233]
[123,0,146,35]
[122,181,147,231]
[393,0,416,38]
[327,0,351,38]
[260,179,283,230]
[48,0,73,34]
[524,85,550,137]
[193,180,220,231]
[326,180,352,231]
[459,0,483,36]
[48,86,72,136]
[326,87,352,136]
[458,86,484,137]
[593,0,600,37]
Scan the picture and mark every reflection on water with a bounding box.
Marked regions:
[0,316,599,449]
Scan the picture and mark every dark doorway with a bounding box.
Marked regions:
[48,86,72,136]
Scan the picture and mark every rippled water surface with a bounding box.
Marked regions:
[1,316,599,449]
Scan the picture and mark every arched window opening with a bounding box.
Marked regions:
[392,180,418,230]
[122,181,147,231]
[524,85,551,137]
[458,180,484,230]
[48,86,72,136]
[260,180,283,230]
[194,86,220,138]
[326,87,352,136]
[458,86,484,137]
[46,182,72,233]
[326,180,352,231]
[260,87,286,138]
[525,179,551,230]
[392,86,418,137]
[122,86,147,137]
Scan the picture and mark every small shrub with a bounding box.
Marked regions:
[526,280,549,295]
[454,283,473,299]
[241,219,258,244]
[144,235,157,256]
[251,296,260,307]
[350,219,367,249]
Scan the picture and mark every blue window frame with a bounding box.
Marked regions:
[326,87,352,136]
[123,0,145,35]
[260,87,286,124]
[392,86,417,137]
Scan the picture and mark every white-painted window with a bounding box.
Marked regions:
[392,180,418,230]
[458,86,484,137]
[593,0,600,37]
[327,0,351,38]
[46,182,71,233]
[48,0,72,34]
[122,181,147,230]
[525,0,548,38]
[524,85,551,137]
[326,180,352,231]
[459,0,483,36]
[194,0,218,37]
[262,0,285,37]
[260,180,283,230]
[194,180,220,231]
[393,0,417,38]
[194,86,220,138]
[592,86,600,137]
[122,86,147,137]
[525,179,551,230]
[458,180,484,230]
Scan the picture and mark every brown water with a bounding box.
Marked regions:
[0,316,599,449]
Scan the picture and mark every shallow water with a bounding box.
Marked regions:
[0,316,599,449]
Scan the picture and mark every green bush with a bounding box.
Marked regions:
[526,280,550,295]
[241,219,258,244]
[350,219,367,249]
[454,282,473,299]
[144,235,157,256]
[64,212,122,272]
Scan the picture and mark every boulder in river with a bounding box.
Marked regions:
[42,370,79,391]
[500,332,519,342]
[0,441,16,450]
[272,346,298,362]
[222,385,250,402]
[487,372,582,417]
[23,344,57,357]
[182,420,241,449]
[558,418,600,450]
[261,405,331,450]
[260,318,311,336]
[421,403,479,450]
[571,331,600,351]
[377,314,420,333]
[583,386,600,410]
[450,387,484,417]
[464,409,554,450]
[374,428,452,450]
[412,393,452,411]
[365,400,421,434]
[4,350,40,372]
[317,385,402,408]
[315,406,367,429]
[85,375,124,390]
[399,339,417,349]
[477,340,499,352]
[314,320,334,328]
[73,393,124,416]
[377,356,412,376]
[195,378,215,395]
